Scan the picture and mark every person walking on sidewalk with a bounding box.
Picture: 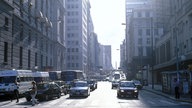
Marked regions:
[10,80,19,103]
[30,81,39,106]
[174,79,180,99]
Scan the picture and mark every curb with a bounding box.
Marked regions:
[143,88,192,103]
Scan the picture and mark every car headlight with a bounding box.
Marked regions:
[120,90,124,92]
[134,90,138,92]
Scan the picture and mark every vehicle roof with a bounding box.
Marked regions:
[120,80,133,83]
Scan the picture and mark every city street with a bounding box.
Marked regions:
[0,81,192,108]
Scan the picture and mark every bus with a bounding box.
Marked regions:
[48,71,61,81]
[0,70,33,96]
[33,71,49,83]
[61,70,86,85]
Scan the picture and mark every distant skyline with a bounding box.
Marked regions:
[90,0,125,68]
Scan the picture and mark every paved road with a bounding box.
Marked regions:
[0,81,191,108]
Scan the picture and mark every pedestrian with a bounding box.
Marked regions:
[174,79,180,99]
[10,80,19,103]
[31,81,39,106]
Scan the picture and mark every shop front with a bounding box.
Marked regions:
[162,70,191,94]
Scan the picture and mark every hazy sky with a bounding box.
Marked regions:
[89,0,126,68]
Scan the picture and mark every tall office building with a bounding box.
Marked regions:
[65,0,90,73]
[125,0,162,79]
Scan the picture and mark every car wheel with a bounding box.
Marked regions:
[57,93,61,98]
[117,93,120,98]
[45,95,49,101]
[135,95,138,98]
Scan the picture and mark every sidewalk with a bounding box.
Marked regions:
[143,84,192,103]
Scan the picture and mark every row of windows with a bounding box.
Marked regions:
[3,42,52,69]
[67,63,79,68]
[67,48,79,52]
[67,18,79,23]
[67,26,79,31]
[67,41,79,45]
[18,24,52,54]
[137,46,152,56]
[67,33,79,38]
[67,11,79,16]
[138,38,151,45]
[67,55,79,60]
[67,4,79,9]
[138,29,159,36]
[136,11,151,18]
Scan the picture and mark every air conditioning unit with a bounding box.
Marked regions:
[40,16,47,23]
[46,21,52,28]
[35,11,43,19]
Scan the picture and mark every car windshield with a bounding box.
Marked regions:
[37,83,49,89]
[0,76,16,83]
[120,82,135,87]
[73,82,88,87]
[133,81,141,84]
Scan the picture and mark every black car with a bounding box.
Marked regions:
[112,80,120,89]
[25,82,61,101]
[117,81,138,98]
[132,80,143,90]
[54,81,68,95]
[87,79,97,91]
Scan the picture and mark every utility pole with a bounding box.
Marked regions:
[151,17,154,89]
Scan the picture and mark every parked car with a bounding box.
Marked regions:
[25,82,61,101]
[54,81,68,95]
[117,80,139,98]
[69,80,90,97]
[112,80,120,89]
[87,79,97,91]
[132,80,143,90]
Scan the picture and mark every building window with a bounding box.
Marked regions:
[146,29,150,35]
[137,12,142,17]
[41,55,43,68]
[19,47,23,68]
[147,38,150,44]
[138,29,142,36]
[190,38,192,51]
[76,63,79,67]
[28,30,31,44]
[46,56,48,66]
[4,42,8,63]
[145,11,150,17]
[76,48,78,52]
[35,52,37,66]
[154,29,158,35]
[67,48,70,52]
[138,38,142,45]
[20,24,23,41]
[4,17,8,31]
[67,63,70,67]
[35,34,38,48]
[138,46,143,56]
[28,50,31,68]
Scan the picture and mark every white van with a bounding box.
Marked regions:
[0,70,33,96]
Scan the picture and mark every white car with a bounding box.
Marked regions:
[69,81,90,97]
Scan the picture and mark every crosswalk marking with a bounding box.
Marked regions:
[0,100,25,108]
[58,100,73,107]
